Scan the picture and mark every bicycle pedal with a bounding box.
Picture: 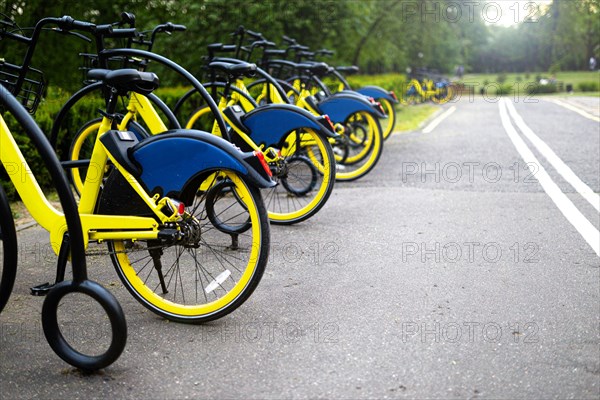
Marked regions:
[30,282,54,296]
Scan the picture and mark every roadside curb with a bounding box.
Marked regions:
[16,221,39,232]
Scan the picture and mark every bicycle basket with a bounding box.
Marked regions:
[0,60,45,114]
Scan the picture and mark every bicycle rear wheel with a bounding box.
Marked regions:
[107,170,270,323]
[379,98,397,140]
[0,184,18,314]
[263,128,335,225]
[334,111,384,182]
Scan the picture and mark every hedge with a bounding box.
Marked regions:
[577,81,599,92]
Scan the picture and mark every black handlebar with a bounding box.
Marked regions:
[59,16,96,32]
[316,48,335,56]
[282,35,296,45]
[245,29,263,40]
[165,22,186,32]
[231,25,245,37]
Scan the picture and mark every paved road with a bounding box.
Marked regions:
[1,95,598,399]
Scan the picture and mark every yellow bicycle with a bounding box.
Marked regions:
[4,16,273,327]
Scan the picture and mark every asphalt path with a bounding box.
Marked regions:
[1,95,598,399]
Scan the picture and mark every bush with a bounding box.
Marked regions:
[346,73,407,98]
[496,73,508,84]
[577,81,599,92]
[526,82,558,95]
[496,83,514,95]
[548,63,561,75]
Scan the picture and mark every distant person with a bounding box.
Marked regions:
[590,57,597,71]
[455,65,464,78]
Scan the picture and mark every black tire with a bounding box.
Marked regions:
[0,184,17,314]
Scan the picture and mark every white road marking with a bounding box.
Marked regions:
[499,98,599,257]
[422,106,457,134]
[546,98,600,122]
[505,100,600,212]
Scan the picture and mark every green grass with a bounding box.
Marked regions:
[394,104,439,132]
[457,71,600,96]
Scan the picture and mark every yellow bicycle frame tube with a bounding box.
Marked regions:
[0,112,177,255]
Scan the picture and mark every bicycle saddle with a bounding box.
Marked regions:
[87,69,159,95]
[336,65,359,74]
[207,61,257,78]
[297,62,331,76]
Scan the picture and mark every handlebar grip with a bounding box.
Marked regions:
[319,49,335,56]
[282,35,296,44]
[246,29,262,39]
[166,22,187,32]
[61,16,96,32]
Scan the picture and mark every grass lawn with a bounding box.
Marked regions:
[394,104,439,133]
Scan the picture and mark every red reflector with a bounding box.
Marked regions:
[376,101,385,115]
[390,91,398,101]
[323,114,335,131]
[254,150,272,177]
[178,202,186,215]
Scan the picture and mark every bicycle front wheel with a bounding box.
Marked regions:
[0,184,18,314]
[108,170,270,323]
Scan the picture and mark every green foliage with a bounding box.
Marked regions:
[495,84,513,96]
[548,63,561,75]
[526,83,558,95]
[0,86,105,200]
[578,81,600,92]
[1,0,599,80]
[346,73,406,97]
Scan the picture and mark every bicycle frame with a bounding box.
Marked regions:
[1,105,173,254]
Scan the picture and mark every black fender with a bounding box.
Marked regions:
[356,86,399,104]
[317,92,386,123]
[240,104,337,149]
[132,130,275,197]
